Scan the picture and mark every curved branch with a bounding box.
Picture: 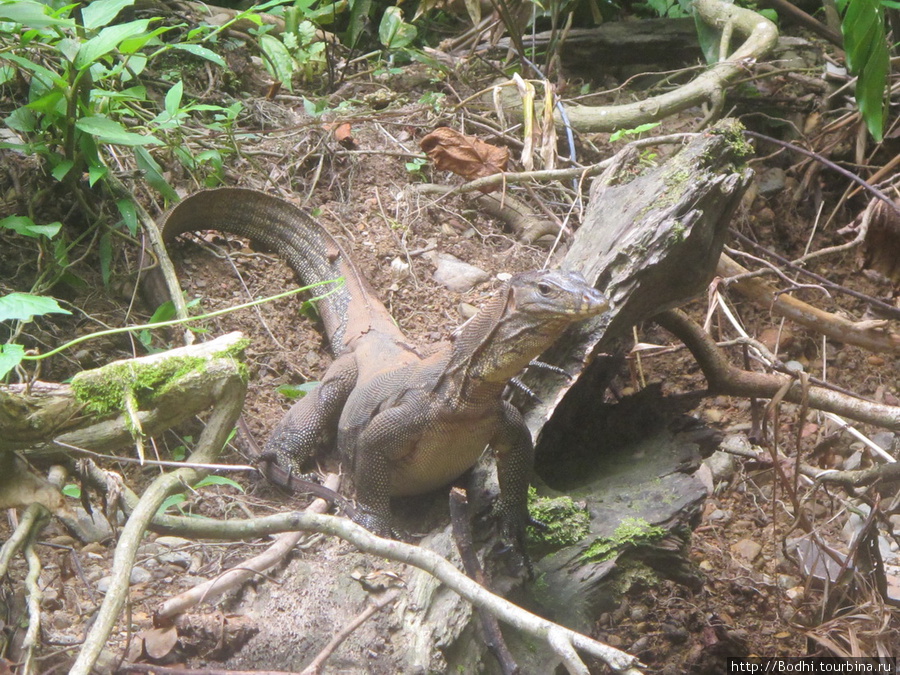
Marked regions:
[69,377,246,675]
[718,254,900,354]
[96,507,643,674]
[554,0,778,131]
[655,309,900,431]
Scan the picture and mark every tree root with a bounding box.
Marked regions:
[497,0,778,132]
[654,309,900,431]
[717,254,900,354]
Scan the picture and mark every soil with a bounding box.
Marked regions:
[1,8,899,674]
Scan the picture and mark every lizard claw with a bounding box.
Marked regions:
[492,504,536,579]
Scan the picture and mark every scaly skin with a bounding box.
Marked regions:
[161,188,609,538]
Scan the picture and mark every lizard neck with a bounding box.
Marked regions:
[442,288,569,398]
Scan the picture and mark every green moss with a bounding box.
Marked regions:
[581,517,666,563]
[72,339,249,416]
[609,558,660,595]
[527,486,590,549]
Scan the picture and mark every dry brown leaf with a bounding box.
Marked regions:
[420,127,508,193]
[333,122,356,148]
[142,624,179,660]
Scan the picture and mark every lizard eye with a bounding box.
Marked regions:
[537,282,552,296]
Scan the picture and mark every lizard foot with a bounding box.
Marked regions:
[491,505,536,580]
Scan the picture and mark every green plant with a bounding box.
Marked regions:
[609,122,661,142]
[838,0,890,140]
[404,156,428,178]
[255,4,327,90]
[157,474,245,517]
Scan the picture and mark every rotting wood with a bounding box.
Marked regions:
[521,118,753,440]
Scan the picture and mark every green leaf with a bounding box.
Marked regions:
[0,215,62,239]
[116,199,138,235]
[74,19,151,70]
[193,475,245,492]
[0,0,74,29]
[81,0,136,29]
[157,493,186,516]
[276,381,319,399]
[170,43,226,67]
[51,160,75,182]
[118,25,171,54]
[76,114,162,146]
[149,300,177,323]
[134,146,179,201]
[2,54,67,89]
[165,80,183,117]
[345,0,371,47]
[841,0,888,140]
[0,344,25,380]
[5,107,37,133]
[259,34,296,92]
[88,161,107,186]
[0,293,71,323]
[62,483,82,498]
[378,7,416,49]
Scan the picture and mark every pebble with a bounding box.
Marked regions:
[731,539,763,562]
[703,408,724,424]
[155,536,191,548]
[457,302,478,320]
[705,451,737,483]
[430,253,490,292]
[96,566,152,592]
[708,509,731,523]
[758,168,786,195]
[158,551,192,568]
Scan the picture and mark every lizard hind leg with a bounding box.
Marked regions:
[263,353,359,477]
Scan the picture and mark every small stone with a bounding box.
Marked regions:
[703,408,724,424]
[431,253,490,292]
[889,515,900,535]
[158,551,191,568]
[457,303,478,320]
[785,586,805,607]
[777,574,799,589]
[629,606,648,622]
[155,536,191,548]
[705,451,737,483]
[708,509,731,523]
[758,168,786,195]
[96,566,152,592]
[699,560,713,571]
[843,450,863,472]
[872,432,896,452]
[731,539,762,562]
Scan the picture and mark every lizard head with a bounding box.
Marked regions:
[510,270,609,320]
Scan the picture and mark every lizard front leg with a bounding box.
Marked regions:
[264,353,359,474]
[345,393,432,537]
[491,400,535,546]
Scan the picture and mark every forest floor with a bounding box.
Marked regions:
[1,8,899,673]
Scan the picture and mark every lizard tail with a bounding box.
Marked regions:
[160,187,404,355]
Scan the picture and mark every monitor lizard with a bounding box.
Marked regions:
[160,187,608,542]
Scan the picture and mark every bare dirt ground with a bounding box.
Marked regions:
[1,13,899,674]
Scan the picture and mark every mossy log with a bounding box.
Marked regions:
[0,332,248,509]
